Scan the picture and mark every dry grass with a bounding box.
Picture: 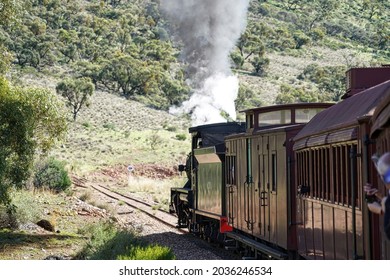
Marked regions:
[123,176,187,211]
[46,90,191,174]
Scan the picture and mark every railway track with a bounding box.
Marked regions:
[72,176,240,260]
[72,176,187,234]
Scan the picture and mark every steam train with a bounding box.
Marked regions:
[169,66,390,260]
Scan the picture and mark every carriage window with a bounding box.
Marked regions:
[226,156,236,185]
[246,114,254,129]
[258,110,291,127]
[271,153,277,192]
[295,108,324,123]
[296,143,360,208]
[246,138,252,183]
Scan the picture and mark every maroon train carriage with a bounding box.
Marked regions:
[369,89,390,259]
[224,103,332,259]
[169,66,390,260]
[293,79,390,260]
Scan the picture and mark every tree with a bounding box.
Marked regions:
[250,55,270,76]
[0,77,67,209]
[235,83,263,112]
[298,64,346,101]
[0,45,12,74]
[56,77,95,121]
[0,0,24,25]
[303,0,339,31]
[237,26,265,62]
[230,51,244,69]
[275,83,332,104]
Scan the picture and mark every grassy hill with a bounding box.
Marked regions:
[0,0,389,259]
[2,0,389,171]
[49,89,191,174]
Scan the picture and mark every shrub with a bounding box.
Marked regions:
[250,55,270,76]
[148,133,162,150]
[293,31,311,49]
[33,158,71,192]
[0,190,41,229]
[164,125,177,132]
[75,221,175,260]
[310,28,325,42]
[103,123,116,130]
[175,134,186,141]
[118,244,176,260]
[230,51,244,69]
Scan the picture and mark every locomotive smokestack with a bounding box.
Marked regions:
[161,0,250,125]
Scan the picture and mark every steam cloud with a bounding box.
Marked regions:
[161,0,250,125]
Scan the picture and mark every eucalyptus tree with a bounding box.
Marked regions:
[0,0,24,25]
[0,78,68,209]
[56,77,95,121]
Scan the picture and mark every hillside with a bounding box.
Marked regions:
[1,0,389,168]
[0,0,389,261]
[49,89,191,173]
[2,1,388,107]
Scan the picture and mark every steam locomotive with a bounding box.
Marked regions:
[170,66,390,260]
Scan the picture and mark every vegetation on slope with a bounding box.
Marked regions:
[1,0,388,112]
[0,0,389,259]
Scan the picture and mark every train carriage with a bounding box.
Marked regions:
[370,90,390,259]
[169,66,390,260]
[293,79,390,259]
[225,103,332,258]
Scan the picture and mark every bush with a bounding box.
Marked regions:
[293,31,311,49]
[310,28,325,42]
[76,221,176,260]
[175,134,186,141]
[230,51,244,69]
[33,158,71,192]
[0,190,41,229]
[118,244,176,260]
[235,83,263,111]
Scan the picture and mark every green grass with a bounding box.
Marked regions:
[118,244,176,260]
[0,229,82,254]
[75,221,175,260]
[0,189,63,229]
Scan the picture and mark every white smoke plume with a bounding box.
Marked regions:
[161,0,250,126]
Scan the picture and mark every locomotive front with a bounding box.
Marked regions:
[169,122,245,234]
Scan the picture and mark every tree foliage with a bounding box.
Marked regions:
[0,0,24,25]
[0,77,67,208]
[56,77,95,121]
[298,64,346,101]
[235,83,263,112]
[0,0,388,113]
[33,157,71,192]
[0,0,189,110]
[250,55,270,76]
[275,83,330,104]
